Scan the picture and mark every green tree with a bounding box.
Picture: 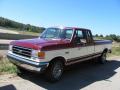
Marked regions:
[0,17,45,33]
[95,34,99,37]
[100,34,103,37]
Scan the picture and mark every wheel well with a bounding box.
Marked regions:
[49,57,66,66]
[103,48,108,53]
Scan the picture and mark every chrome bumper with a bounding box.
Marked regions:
[7,51,49,72]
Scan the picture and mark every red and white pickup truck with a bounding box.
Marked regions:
[7,27,112,82]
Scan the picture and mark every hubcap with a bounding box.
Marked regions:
[53,62,63,79]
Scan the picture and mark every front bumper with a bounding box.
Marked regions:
[7,51,49,73]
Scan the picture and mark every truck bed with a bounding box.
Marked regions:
[94,40,112,45]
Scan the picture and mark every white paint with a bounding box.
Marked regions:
[41,43,112,62]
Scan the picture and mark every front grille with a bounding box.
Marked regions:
[12,46,32,58]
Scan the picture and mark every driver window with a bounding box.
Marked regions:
[75,30,86,44]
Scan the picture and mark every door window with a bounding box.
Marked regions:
[75,30,86,44]
[86,30,93,44]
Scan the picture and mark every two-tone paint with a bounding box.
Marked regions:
[7,27,112,72]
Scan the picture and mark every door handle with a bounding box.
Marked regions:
[65,51,69,54]
[78,48,81,50]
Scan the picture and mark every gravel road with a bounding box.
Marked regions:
[0,57,120,90]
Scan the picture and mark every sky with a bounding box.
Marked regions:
[0,0,120,35]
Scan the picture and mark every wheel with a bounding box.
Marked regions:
[45,60,64,82]
[99,51,107,64]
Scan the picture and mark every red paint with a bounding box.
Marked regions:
[10,38,72,51]
[64,27,90,31]
[10,27,111,51]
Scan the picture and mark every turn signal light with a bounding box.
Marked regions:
[38,52,45,59]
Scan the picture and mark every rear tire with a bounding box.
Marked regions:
[45,60,64,82]
[99,51,107,64]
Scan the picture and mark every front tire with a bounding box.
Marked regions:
[45,60,64,82]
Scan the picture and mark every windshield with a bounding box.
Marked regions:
[40,28,73,40]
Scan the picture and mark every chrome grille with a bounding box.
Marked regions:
[12,46,32,58]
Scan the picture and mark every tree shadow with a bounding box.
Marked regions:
[0,84,16,90]
[19,59,120,90]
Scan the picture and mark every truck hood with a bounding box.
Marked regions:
[11,38,70,50]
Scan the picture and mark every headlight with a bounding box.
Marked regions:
[31,50,45,59]
[9,45,13,51]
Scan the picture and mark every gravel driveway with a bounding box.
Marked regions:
[0,57,120,90]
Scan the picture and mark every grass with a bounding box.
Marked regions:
[17,30,40,36]
[111,47,120,56]
[0,57,18,75]
[108,43,120,57]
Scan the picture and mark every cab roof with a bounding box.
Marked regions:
[48,26,91,31]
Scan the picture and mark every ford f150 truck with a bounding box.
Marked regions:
[7,27,112,82]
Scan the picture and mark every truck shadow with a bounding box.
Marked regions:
[19,59,120,90]
[0,84,16,90]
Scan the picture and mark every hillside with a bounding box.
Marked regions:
[0,17,45,33]
[0,27,19,34]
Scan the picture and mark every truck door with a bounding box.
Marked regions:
[85,30,95,55]
[71,29,88,58]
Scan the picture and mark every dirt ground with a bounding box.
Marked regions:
[0,56,120,90]
[0,50,7,57]
[0,28,19,34]
[0,39,13,44]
